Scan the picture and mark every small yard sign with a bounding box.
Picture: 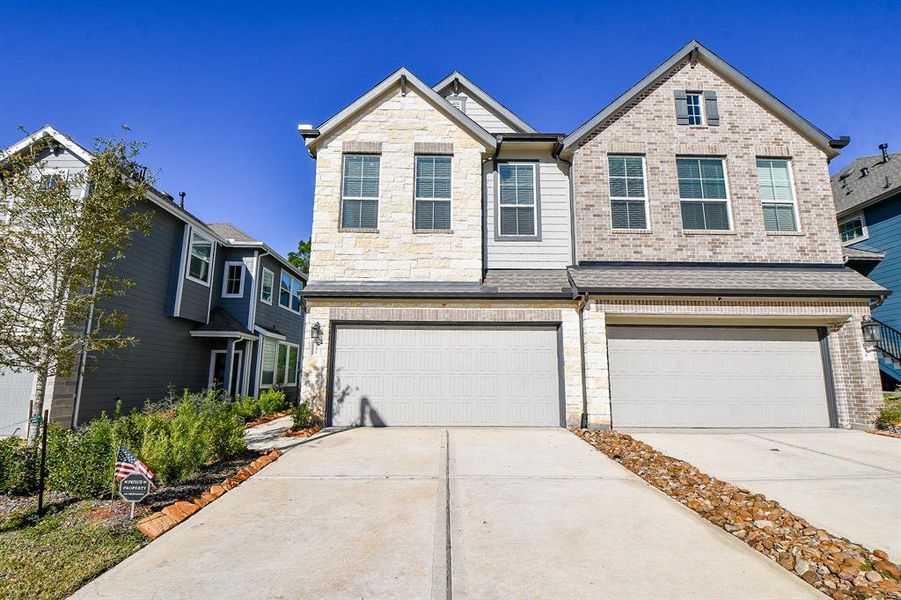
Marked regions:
[119,472,151,518]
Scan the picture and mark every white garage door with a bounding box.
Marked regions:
[0,368,35,437]
[608,327,832,428]
[331,325,561,426]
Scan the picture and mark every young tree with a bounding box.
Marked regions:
[288,237,311,275]
[0,129,153,440]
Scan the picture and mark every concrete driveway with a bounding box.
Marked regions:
[630,429,901,558]
[75,428,817,599]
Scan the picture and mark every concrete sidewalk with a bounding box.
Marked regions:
[74,428,818,599]
[630,429,901,559]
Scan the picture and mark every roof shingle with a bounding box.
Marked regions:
[831,152,901,216]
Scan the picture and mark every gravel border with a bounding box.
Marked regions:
[573,428,901,599]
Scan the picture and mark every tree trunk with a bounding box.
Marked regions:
[27,370,48,444]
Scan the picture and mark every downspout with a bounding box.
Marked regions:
[248,250,269,397]
[481,137,502,279]
[72,266,100,428]
[567,264,590,429]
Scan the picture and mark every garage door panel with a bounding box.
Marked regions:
[331,326,560,427]
[0,369,34,436]
[609,327,830,428]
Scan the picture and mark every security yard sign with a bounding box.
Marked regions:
[119,472,151,518]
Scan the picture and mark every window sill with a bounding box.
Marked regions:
[682,229,736,235]
[338,228,379,234]
[413,229,454,234]
[495,235,541,242]
[765,230,804,237]
[610,228,652,234]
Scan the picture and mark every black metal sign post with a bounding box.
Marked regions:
[37,410,49,517]
[119,472,150,519]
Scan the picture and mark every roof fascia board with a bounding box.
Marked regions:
[308,68,496,153]
[572,287,886,299]
[835,186,901,218]
[433,71,538,133]
[561,41,838,159]
[1,125,94,164]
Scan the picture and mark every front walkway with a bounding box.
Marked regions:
[630,429,901,558]
[74,428,817,599]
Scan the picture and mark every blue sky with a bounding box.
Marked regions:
[2,0,899,255]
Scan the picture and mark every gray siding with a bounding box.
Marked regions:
[485,155,573,269]
[177,224,214,323]
[440,90,518,134]
[78,204,213,422]
[213,247,255,327]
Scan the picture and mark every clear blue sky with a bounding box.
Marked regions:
[2,0,899,255]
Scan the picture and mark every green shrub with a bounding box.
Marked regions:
[0,436,39,495]
[232,395,262,422]
[876,400,901,429]
[291,401,315,430]
[258,389,287,414]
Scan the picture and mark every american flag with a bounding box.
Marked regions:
[115,446,155,482]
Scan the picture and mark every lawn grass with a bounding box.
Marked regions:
[0,501,147,599]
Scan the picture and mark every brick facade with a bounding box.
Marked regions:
[572,58,844,264]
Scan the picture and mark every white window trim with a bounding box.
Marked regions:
[278,269,302,315]
[221,260,245,298]
[497,162,539,238]
[757,158,801,233]
[185,231,213,286]
[608,154,650,231]
[259,339,300,389]
[340,154,381,230]
[839,211,869,245]
[414,155,453,231]
[677,156,733,232]
[260,267,274,304]
[208,349,243,388]
[686,92,705,126]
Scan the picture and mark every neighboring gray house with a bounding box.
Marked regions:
[297,40,886,431]
[0,126,306,433]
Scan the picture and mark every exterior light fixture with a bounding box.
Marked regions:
[861,317,882,344]
[310,322,323,346]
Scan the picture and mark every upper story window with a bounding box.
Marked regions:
[341,154,380,229]
[260,338,299,388]
[677,157,730,231]
[221,261,244,298]
[498,162,537,237]
[278,270,303,314]
[757,159,798,232]
[414,155,452,230]
[674,90,719,126]
[186,232,213,285]
[839,213,867,244]
[260,267,274,304]
[608,155,648,230]
[686,93,703,125]
[40,169,68,189]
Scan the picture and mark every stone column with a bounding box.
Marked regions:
[582,301,612,428]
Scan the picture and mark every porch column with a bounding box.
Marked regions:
[582,301,612,428]
[224,338,236,395]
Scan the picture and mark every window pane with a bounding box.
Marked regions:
[500,206,518,235]
[681,201,705,229]
[627,201,647,229]
[415,200,434,229]
[703,201,729,229]
[343,155,379,198]
[433,200,451,230]
[360,199,378,228]
[287,347,299,385]
[261,271,273,301]
[699,159,724,180]
[516,207,535,235]
[608,156,625,178]
[624,157,643,178]
[701,179,727,199]
[279,273,291,307]
[839,218,863,242]
[763,203,797,232]
[626,176,645,198]
[609,177,628,197]
[276,344,288,384]
[678,178,703,199]
[342,199,361,228]
[676,159,700,179]
[611,200,629,229]
[261,338,277,385]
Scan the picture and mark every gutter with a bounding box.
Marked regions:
[572,287,889,299]
[300,290,573,300]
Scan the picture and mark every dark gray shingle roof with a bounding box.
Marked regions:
[831,153,901,216]
[206,222,258,243]
[302,270,571,298]
[568,264,887,298]
[842,247,885,261]
[193,307,254,335]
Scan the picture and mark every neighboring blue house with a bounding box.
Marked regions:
[832,144,901,388]
[0,126,306,433]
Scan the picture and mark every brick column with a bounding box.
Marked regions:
[582,302,612,428]
[827,315,883,429]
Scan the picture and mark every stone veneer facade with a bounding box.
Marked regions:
[572,58,844,264]
[308,85,488,283]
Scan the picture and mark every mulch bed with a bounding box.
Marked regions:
[870,429,901,439]
[573,428,901,599]
[243,411,291,428]
[282,423,322,438]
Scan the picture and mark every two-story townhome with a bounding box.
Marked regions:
[0,126,306,434]
[298,40,886,430]
[831,145,901,388]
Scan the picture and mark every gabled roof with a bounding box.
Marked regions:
[207,222,258,243]
[206,221,307,281]
[432,71,538,133]
[831,152,901,217]
[302,68,497,155]
[561,40,845,159]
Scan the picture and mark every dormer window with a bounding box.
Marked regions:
[839,213,867,244]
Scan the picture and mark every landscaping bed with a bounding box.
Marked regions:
[573,428,901,599]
